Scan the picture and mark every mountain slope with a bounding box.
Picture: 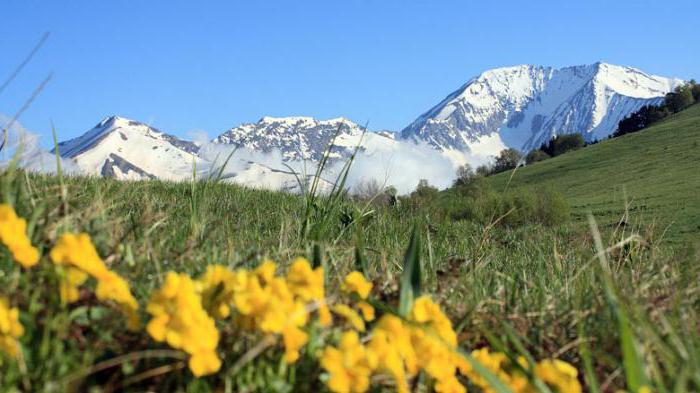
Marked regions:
[486,104,700,242]
[402,63,682,152]
[57,116,203,180]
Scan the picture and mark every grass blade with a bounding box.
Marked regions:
[398,226,421,317]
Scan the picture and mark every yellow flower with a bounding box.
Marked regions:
[0,204,39,268]
[96,271,141,330]
[410,296,457,346]
[50,233,110,279]
[50,233,140,329]
[226,261,314,364]
[0,297,24,357]
[59,267,88,304]
[457,348,542,393]
[198,264,237,319]
[357,301,375,322]
[282,325,308,363]
[341,271,372,300]
[146,272,221,377]
[320,331,377,393]
[285,257,331,326]
[368,315,416,393]
[332,304,366,332]
[435,376,467,393]
[534,359,582,393]
[458,347,509,391]
[255,259,277,284]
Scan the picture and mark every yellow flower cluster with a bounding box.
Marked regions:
[462,348,583,393]
[330,271,375,332]
[151,257,329,376]
[50,233,140,330]
[227,258,325,363]
[0,297,24,357]
[321,330,377,393]
[0,204,39,268]
[0,211,587,389]
[321,294,583,393]
[147,272,221,377]
[533,359,582,393]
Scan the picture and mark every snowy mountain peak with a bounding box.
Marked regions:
[57,115,202,180]
[213,116,365,160]
[402,62,682,153]
[257,115,356,128]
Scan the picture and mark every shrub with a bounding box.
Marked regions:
[453,163,476,186]
[492,148,523,173]
[475,163,493,177]
[666,84,695,113]
[541,134,585,157]
[525,149,551,164]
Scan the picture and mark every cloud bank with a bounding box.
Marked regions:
[0,115,81,175]
[194,131,495,195]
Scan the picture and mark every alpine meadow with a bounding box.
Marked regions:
[1,1,700,392]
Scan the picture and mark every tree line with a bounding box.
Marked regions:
[452,80,699,182]
[614,80,699,137]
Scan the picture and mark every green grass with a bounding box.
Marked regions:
[1,107,699,391]
[487,103,700,243]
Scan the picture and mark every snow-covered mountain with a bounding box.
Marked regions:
[57,115,400,190]
[401,62,683,152]
[56,116,203,180]
[212,116,390,161]
[54,62,683,190]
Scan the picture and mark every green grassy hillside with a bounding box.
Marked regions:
[488,104,700,242]
[1,108,699,390]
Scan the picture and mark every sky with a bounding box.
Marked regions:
[1,0,698,146]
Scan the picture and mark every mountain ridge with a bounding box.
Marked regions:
[401,62,682,152]
[55,62,684,187]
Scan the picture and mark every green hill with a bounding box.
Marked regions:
[487,104,700,242]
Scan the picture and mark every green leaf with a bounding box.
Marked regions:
[588,214,649,391]
[398,226,421,317]
[578,322,602,393]
[312,242,328,284]
[354,243,369,277]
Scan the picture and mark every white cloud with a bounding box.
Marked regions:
[0,115,82,175]
[192,130,495,195]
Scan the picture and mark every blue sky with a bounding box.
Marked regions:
[1,0,698,146]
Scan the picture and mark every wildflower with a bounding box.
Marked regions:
[286,257,331,326]
[96,271,141,330]
[410,296,457,346]
[411,328,458,384]
[0,297,23,357]
[458,347,510,392]
[331,304,366,332]
[50,233,110,279]
[357,301,375,322]
[341,271,372,300]
[320,330,377,393]
[227,263,312,363]
[534,359,582,393]
[0,204,39,268]
[198,264,236,319]
[282,325,308,363]
[50,233,140,329]
[59,267,88,304]
[458,348,539,393]
[368,315,416,393]
[255,259,277,284]
[146,272,221,376]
